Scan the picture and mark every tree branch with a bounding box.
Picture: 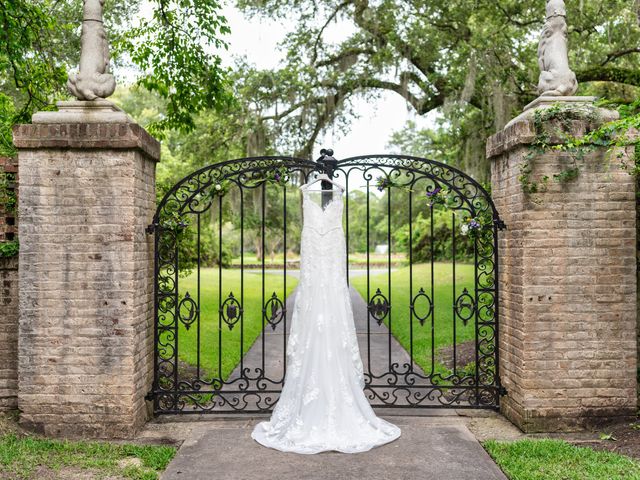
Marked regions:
[322,78,443,115]
[310,0,354,63]
[576,66,640,87]
[316,47,376,68]
[601,48,640,66]
[494,4,542,28]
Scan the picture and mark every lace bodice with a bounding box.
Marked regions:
[299,186,347,290]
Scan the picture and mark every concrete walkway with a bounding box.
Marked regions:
[155,415,506,480]
[152,270,507,479]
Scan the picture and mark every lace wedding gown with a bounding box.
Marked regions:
[251,183,401,454]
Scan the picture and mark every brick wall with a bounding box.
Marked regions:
[13,123,158,438]
[0,156,18,411]
[488,107,638,432]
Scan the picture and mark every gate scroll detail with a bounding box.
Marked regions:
[148,151,506,414]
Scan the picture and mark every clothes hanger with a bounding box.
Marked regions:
[302,172,345,192]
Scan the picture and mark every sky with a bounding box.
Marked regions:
[219,4,437,160]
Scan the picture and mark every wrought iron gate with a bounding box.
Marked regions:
[147,150,506,414]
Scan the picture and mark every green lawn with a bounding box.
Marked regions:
[0,432,176,479]
[484,439,640,480]
[351,262,476,376]
[176,268,298,381]
[176,262,479,381]
[230,252,407,266]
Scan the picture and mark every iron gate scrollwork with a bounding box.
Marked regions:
[148,151,506,414]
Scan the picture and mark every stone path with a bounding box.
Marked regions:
[156,415,507,480]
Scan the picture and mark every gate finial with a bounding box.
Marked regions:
[320,148,334,158]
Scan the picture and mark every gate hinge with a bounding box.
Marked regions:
[145,390,155,402]
[146,223,158,235]
[494,218,507,231]
[498,385,508,397]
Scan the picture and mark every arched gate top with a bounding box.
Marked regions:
[153,152,504,229]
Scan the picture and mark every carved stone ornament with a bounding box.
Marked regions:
[67,0,116,100]
[537,0,578,97]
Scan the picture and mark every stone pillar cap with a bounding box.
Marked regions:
[32,100,134,124]
[503,96,611,130]
[523,96,598,112]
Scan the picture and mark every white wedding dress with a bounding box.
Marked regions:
[251,182,401,454]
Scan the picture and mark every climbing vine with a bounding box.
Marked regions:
[0,171,17,215]
[519,100,640,198]
[0,240,19,258]
[0,170,18,258]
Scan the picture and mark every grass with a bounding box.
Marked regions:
[350,262,476,376]
[230,252,407,266]
[175,268,298,381]
[176,262,477,381]
[484,439,640,480]
[0,432,176,479]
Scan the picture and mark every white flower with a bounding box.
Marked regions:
[214,183,222,191]
[460,224,470,236]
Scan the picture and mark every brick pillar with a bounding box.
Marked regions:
[13,107,159,438]
[0,156,19,411]
[487,101,637,432]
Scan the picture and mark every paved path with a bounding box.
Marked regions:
[157,416,506,480]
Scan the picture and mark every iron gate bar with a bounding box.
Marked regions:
[452,211,457,375]
[148,152,506,414]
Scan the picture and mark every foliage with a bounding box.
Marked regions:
[0,95,17,158]
[0,0,231,144]
[376,175,492,260]
[160,211,232,276]
[393,209,476,263]
[518,103,600,195]
[0,0,67,127]
[484,438,640,480]
[0,169,17,258]
[0,171,16,215]
[115,0,233,137]
[0,240,19,258]
[518,100,640,197]
[237,0,640,176]
[0,431,176,479]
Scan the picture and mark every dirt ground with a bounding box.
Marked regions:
[437,340,476,371]
[462,409,640,460]
[569,419,640,459]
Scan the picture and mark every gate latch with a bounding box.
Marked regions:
[146,223,158,234]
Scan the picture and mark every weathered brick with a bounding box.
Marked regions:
[489,105,638,432]
[13,120,158,438]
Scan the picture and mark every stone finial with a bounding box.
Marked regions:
[66,0,116,100]
[536,0,578,97]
